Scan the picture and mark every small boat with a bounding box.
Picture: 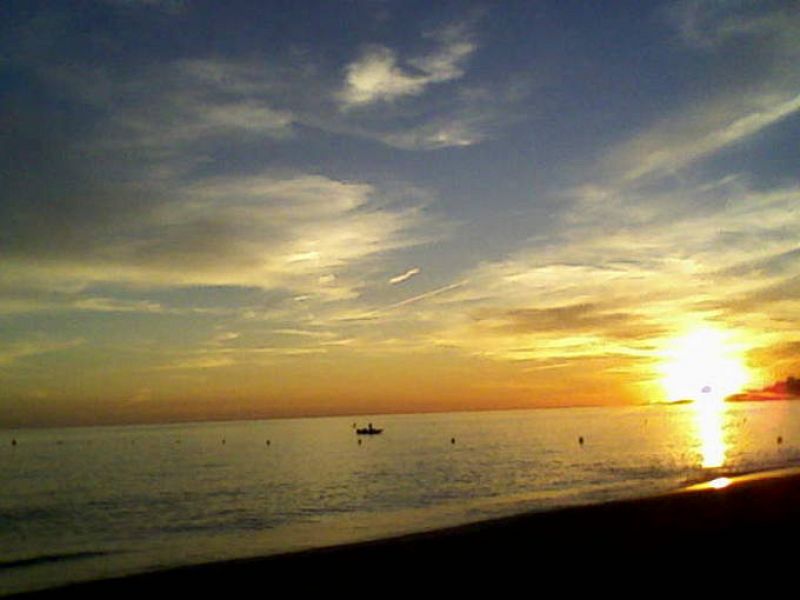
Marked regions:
[355,424,383,435]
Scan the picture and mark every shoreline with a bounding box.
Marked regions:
[10,467,800,596]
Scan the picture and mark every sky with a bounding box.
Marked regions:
[1,0,799,427]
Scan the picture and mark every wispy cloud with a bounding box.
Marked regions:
[101,63,294,156]
[410,176,800,369]
[606,92,800,183]
[338,25,476,109]
[389,267,421,285]
[72,297,164,313]
[377,116,485,150]
[339,46,431,107]
[154,355,238,371]
[668,0,800,51]
[476,303,666,341]
[211,331,240,345]
[582,3,800,185]
[333,280,466,323]
[384,280,466,310]
[3,171,435,303]
[0,338,85,368]
[2,1,797,418]
[32,29,500,159]
[1,35,460,307]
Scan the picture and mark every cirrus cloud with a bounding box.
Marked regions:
[338,25,476,109]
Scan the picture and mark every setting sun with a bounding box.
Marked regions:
[659,327,751,406]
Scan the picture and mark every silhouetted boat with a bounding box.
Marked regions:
[355,425,383,435]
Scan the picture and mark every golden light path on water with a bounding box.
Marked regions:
[658,326,752,469]
[695,400,727,468]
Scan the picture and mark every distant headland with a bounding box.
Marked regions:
[728,377,800,403]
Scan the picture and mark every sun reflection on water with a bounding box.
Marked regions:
[694,399,727,468]
[657,325,753,469]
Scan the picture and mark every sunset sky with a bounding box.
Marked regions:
[2,0,799,427]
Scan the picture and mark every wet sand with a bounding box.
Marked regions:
[12,469,800,597]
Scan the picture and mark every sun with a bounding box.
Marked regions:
[659,326,751,406]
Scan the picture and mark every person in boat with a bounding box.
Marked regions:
[356,423,382,434]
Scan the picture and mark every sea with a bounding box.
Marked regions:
[2,401,799,595]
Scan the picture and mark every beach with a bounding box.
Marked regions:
[10,468,800,597]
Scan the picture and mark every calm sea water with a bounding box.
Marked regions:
[2,402,799,595]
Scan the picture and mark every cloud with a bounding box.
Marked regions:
[211,331,240,344]
[0,338,85,368]
[595,3,800,183]
[716,275,800,314]
[384,281,466,310]
[729,376,800,402]
[377,116,485,150]
[181,175,372,216]
[17,29,495,159]
[1,171,434,303]
[389,267,421,285]
[72,297,164,313]
[339,46,429,107]
[749,340,800,371]
[404,175,800,367]
[3,1,796,402]
[669,0,800,51]
[330,80,523,150]
[476,303,665,341]
[5,3,503,152]
[334,280,466,324]
[159,54,498,151]
[606,92,800,183]
[159,100,293,140]
[154,354,237,371]
[718,247,800,279]
[338,26,476,108]
[101,63,295,155]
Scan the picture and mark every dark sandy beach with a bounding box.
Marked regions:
[11,469,800,597]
